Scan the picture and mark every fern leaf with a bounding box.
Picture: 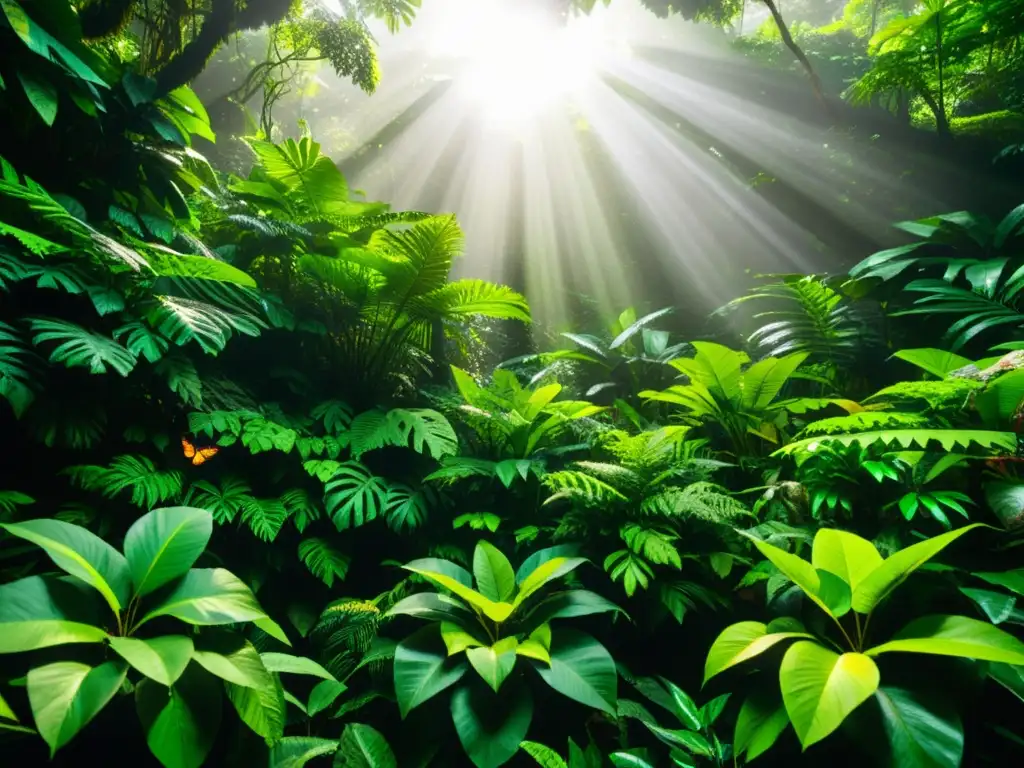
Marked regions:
[621,525,682,569]
[298,537,351,588]
[188,477,254,524]
[323,461,391,530]
[156,353,203,407]
[282,488,322,533]
[643,482,750,523]
[29,317,136,376]
[382,484,432,532]
[241,417,297,454]
[0,320,38,417]
[241,496,289,541]
[0,490,33,519]
[101,455,184,508]
[147,295,260,354]
[799,411,931,436]
[777,429,1017,458]
[312,400,353,434]
[114,321,169,364]
[423,457,497,485]
[543,471,628,506]
[349,407,457,460]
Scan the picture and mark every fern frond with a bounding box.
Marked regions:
[423,457,497,485]
[603,550,654,597]
[147,295,261,354]
[865,379,980,411]
[0,490,34,519]
[349,407,457,460]
[241,496,289,541]
[0,320,39,417]
[282,488,322,533]
[323,461,391,530]
[311,599,383,677]
[543,471,629,506]
[571,461,644,491]
[298,537,351,587]
[188,477,254,524]
[800,411,931,436]
[29,317,137,376]
[383,484,432,532]
[621,524,682,569]
[101,455,184,508]
[643,482,750,523]
[241,416,297,454]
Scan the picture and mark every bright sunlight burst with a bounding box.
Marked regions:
[433,0,620,127]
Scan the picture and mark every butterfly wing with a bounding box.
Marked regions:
[192,446,220,466]
[181,437,196,459]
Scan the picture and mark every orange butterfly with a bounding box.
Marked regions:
[182,437,219,466]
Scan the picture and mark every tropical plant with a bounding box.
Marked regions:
[0,506,339,764]
[382,540,624,768]
[704,524,1024,760]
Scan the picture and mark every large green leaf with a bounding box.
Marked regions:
[657,676,701,730]
[28,660,127,755]
[852,525,982,614]
[451,677,534,768]
[525,590,625,627]
[733,690,789,762]
[393,625,469,717]
[866,614,1024,664]
[136,667,222,768]
[442,622,486,655]
[403,562,513,623]
[307,680,347,717]
[0,576,108,652]
[385,592,474,623]
[534,629,616,714]
[192,638,273,689]
[336,722,398,768]
[515,545,582,585]
[779,641,879,749]
[703,621,813,684]
[811,529,882,593]
[473,541,516,602]
[513,557,589,610]
[109,636,193,686]
[741,352,808,410]
[227,674,286,743]
[1,519,131,616]
[124,507,212,598]
[138,568,268,628]
[874,687,963,768]
[261,652,335,680]
[467,637,519,692]
[269,736,338,768]
[741,533,832,616]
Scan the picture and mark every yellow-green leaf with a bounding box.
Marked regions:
[811,529,882,593]
[517,623,552,664]
[741,533,833,617]
[403,565,514,622]
[28,661,127,756]
[441,622,485,656]
[467,637,518,692]
[109,636,193,687]
[703,621,813,685]
[866,615,1024,665]
[780,642,879,749]
[851,525,983,614]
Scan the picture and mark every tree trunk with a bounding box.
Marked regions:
[759,0,828,107]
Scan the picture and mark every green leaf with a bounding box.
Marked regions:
[514,556,589,610]
[516,545,581,584]
[452,677,534,768]
[741,533,832,617]
[811,529,882,593]
[394,625,469,717]
[473,540,516,602]
[386,592,474,624]
[699,693,731,727]
[703,621,813,684]
[734,690,789,762]
[29,318,136,376]
[192,638,273,689]
[269,736,338,768]
[874,687,963,768]
[609,753,656,768]
[17,71,57,126]
[138,568,269,628]
[307,680,347,717]
[517,623,552,664]
[866,614,1024,664]
[442,622,485,656]
[779,641,879,749]
[656,676,701,730]
[109,636,193,686]
[526,590,625,626]
[298,537,350,588]
[0,576,108,652]
[136,667,222,768]
[519,741,568,768]
[226,674,286,743]
[852,525,983,614]
[28,661,127,755]
[261,653,336,680]
[124,507,212,598]
[1,518,131,617]
[335,722,397,767]
[467,637,519,692]
[323,461,390,530]
[534,629,616,714]
[959,587,1016,624]
[816,569,853,618]
[403,562,514,623]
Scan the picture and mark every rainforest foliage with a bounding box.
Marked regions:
[1,1,1024,767]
